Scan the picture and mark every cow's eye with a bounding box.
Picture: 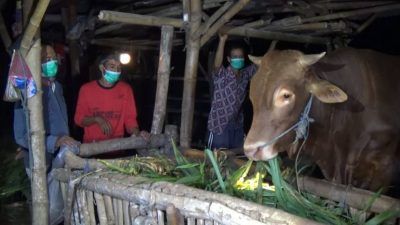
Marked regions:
[274,88,295,107]
[283,93,291,99]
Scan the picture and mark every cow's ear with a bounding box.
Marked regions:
[300,52,326,67]
[248,55,262,65]
[306,80,348,103]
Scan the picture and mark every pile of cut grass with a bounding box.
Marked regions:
[99,142,399,224]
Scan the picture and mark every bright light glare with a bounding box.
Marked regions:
[119,53,131,64]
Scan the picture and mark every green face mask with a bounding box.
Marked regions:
[41,60,58,77]
[230,58,245,70]
[104,70,121,84]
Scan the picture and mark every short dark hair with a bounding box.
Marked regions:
[100,54,119,65]
[227,41,246,56]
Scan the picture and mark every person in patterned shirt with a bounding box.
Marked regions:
[207,34,257,150]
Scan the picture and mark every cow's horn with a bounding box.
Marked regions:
[300,52,326,66]
[248,55,262,65]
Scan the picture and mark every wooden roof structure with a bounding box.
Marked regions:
[39,0,400,50]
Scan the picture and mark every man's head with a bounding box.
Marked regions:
[99,54,121,84]
[41,45,58,79]
[227,44,245,70]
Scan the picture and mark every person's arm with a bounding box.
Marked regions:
[213,34,228,71]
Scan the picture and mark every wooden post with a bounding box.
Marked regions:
[180,0,202,148]
[19,1,51,224]
[200,0,251,46]
[151,25,174,135]
[67,0,80,78]
[26,39,49,225]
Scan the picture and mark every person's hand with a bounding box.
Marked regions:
[139,130,151,142]
[56,136,79,148]
[15,147,24,160]
[219,33,228,41]
[131,129,151,142]
[95,116,113,136]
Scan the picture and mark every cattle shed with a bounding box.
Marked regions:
[0,0,400,224]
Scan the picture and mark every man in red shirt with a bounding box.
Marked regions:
[74,54,149,143]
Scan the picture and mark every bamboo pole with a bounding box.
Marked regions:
[166,204,184,225]
[66,0,80,79]
[192,0,234,40]
[157,210,165,225]
[356,14,377,34]
[303,3,400,23]
[25,39,50,225]
[98,10,183,28]
[123,200,130,225]
[78,189,90,224]
[151,25,174,135]
[179,0,202,148]
[266,21,346,32]
[94,193,108,225]
[117,199,124,225]
[86,191,96,225]
[223,26,329,45]
[200,0,251,46]
[0,13,11,50]
[104,195,116,225]
[243,19,271,28]
[79,134,167,157]
[20,0,50,57]
[298,176,400,214]
[64,150,105,170]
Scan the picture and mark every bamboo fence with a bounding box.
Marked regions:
[53,169,321,225]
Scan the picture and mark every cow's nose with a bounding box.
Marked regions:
[244,142,278,161]
[243,142,264,160]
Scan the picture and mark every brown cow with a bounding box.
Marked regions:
[244,48,400,192]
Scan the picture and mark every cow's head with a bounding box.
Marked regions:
[244,50,348,161]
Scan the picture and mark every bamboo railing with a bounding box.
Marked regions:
[53,169,321,225]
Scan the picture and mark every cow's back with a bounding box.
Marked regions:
[306,48,400,192]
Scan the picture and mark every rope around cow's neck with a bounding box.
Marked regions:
[260,95,315,149]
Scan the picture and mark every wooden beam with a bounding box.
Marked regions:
[223,26,329,45]
[98,10,183,28]
[298,176,400,215]
[200,0,251,46]
[268,21,347,32]
[192,0,234,41]
[243,19,271,28]
[151,25,174,135]
[356,14,378,34]
[180,0,202,148]
[303,3,400,23]
[78,134,168,157]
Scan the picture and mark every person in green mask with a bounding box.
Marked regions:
[207,34,258,150]
[75,54,150,155]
